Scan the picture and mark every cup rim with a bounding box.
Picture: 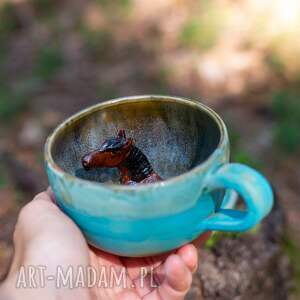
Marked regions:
[44,95,228,191]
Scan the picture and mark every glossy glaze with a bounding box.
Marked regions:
[45,95,273,256]
[81,129,162,185]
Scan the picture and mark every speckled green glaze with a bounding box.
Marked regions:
[44,95,273,257]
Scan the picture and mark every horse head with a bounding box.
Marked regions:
[81,129,134,170]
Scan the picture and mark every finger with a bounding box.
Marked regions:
[32,190,54,203]
[89,246,124,269]
[15,190,84,250]
[89,247,136,297]
[176,244,198,273]
[119,290,140,300]
[144,254,192,300]
[14,191,90,269]
[9,191,58,273]
[46,186,56,203]
[15,192,59,240]
[122,251,173,281]
[17,191,61,232]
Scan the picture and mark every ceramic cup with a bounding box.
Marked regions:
[45,95,274,257]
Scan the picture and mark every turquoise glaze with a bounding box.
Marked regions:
[45,95,273,257]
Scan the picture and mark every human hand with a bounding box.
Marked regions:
[1,189,209,300]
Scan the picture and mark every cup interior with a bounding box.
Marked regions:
[50,97,221,183]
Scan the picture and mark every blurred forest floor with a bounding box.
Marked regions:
[0,0,300,297]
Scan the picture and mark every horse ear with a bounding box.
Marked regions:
[118,129,126,138]
[129,138,134,145]
[125,138,134,147]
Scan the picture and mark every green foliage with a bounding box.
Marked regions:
[149,68,169,94]
[272,90,299,120]
[227,125,262,169]
[0,164,6,187]
[205,224,260,249]
[30,0,55,15]
[265,53,285,76]
[80,26,113,60]
[179,2,225,51]
[232,150,261,170]
[35,47,64,80]
[205,231,243,249]
[0,175,5,187]
[282,233,300,296]
[271,90,300,153]
[0,2,20,39]
[0,45,7,64]
[0,84,29,122]
[248,224,261,235]
[227,126,240,152]
[96,82,118,99]
[180,20,218,50]
[275,121,300,153]
[96,0,132,12]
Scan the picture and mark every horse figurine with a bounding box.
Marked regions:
[81,129,162,185]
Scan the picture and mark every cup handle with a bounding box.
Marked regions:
[201,163,274,231]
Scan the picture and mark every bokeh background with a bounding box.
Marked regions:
[0,0,299,297]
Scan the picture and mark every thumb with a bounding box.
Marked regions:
[11,189,89,271]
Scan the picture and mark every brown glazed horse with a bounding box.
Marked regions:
[81,129,162,185]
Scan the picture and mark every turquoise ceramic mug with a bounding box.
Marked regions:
[45,95,273,257]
